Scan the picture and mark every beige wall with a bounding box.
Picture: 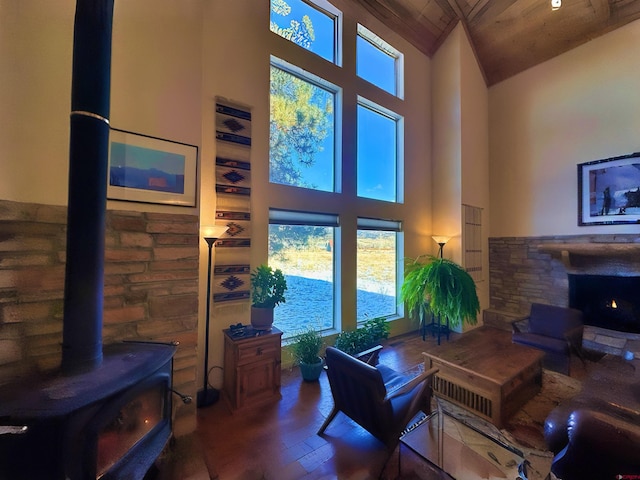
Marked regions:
[431,24,490,330]
[1,1,74,204]
[0,0,203,212]
[431,26,462,263]
[489,19,640,238]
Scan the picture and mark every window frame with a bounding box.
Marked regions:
[356,217,403,323]
[356,23,404,99]
[267,0,407,339]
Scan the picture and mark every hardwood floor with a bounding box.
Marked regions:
[195,330,457,480]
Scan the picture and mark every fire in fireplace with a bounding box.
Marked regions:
[568,273,640,334]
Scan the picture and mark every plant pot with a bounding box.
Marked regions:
[299,357,324,382]
[251,306,274,331]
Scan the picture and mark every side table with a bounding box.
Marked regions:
[222,326,282,412]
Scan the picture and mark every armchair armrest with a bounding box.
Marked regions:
[354,345,383,365]
[385,367,439,401]
[563,324,583,342]
[511,316,530,334]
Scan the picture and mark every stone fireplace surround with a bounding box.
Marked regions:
[0,199,199,436]
[485,234,640,358]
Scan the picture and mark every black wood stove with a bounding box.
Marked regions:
[0,1,177,478]
[0,343,176,479]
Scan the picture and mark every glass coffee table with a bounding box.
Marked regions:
[400,401,528,480]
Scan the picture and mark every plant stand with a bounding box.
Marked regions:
[422,314,450,345]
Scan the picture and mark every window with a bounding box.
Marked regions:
[269,1,405,338]
[357,218,402,322]
[270,0,339,64]
[357,101,401,202]
[269,62,337,192]
[356,24,402,97]
[268,210,338,334]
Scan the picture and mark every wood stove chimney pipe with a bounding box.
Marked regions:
[62,0,115,374]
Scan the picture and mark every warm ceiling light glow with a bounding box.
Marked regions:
[551,0,561,11]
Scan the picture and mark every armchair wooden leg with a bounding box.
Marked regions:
[317,407,338,435]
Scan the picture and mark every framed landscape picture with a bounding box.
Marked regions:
[578,152,640,225]
[108,129,198,207]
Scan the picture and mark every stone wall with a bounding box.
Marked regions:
[488,234,640,315]
[487,233,640,356]
[0,199,200,435]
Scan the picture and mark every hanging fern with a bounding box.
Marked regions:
[400,255,479,328]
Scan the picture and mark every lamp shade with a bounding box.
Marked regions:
[203,225,228,240]
[431,235,451,245]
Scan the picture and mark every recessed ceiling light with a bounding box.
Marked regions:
[551,0,561,10]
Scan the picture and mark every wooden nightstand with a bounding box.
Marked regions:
[222,326,282,411]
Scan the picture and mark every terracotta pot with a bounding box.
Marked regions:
[251,307,274,331]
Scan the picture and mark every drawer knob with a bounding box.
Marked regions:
[256,347,263,355]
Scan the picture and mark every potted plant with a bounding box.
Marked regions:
[400,255,480,335]
[334,317,390,362]
[250,264,287,330]
[291,327,324,382]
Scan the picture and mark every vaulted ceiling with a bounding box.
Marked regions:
[355,0,640,85]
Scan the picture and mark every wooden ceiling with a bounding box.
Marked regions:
[354,0,640,85]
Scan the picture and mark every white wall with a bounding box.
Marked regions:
[0,0,203,213]
[489,19,640,238]
[431,26,462,263]
[0,1,74,204]
[459,26,489,330]
[431,24,490,330]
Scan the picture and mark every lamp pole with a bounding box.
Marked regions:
[197,227,226,408]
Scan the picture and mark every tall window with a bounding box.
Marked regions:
[268,210,338,333]
[357,102,400,202]
[269,1,404,338]
[269,62,337,192]
[357,218,402,322]
[356,24,403,97]
[270,0,339,64]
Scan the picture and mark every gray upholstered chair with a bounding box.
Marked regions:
[319,345,438,450]
[512,303,584,375]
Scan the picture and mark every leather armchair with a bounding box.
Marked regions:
[544,355,640,479]
[512,303,584,375]
[319,346,438,450]
[548,409,640,480]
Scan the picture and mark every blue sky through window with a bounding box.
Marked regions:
[357,105,397,202]
[270,0,335,63]
[357,35,396,95]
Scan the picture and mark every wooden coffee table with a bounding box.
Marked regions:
[400,407,526,479]
[423,327,544,428]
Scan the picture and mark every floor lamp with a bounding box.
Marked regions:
[430,235,451,344]
[197,225,228,408]
[431,235,450,259]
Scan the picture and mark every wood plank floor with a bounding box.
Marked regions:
[196,330,458,480]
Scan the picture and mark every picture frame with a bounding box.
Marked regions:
[578,152,640,225]
[108,129,198,207]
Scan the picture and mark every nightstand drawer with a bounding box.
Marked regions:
[237,338,279,365]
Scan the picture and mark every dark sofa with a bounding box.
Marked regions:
[544,354,640,479]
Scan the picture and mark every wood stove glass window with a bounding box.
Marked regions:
[96,383,165,477]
